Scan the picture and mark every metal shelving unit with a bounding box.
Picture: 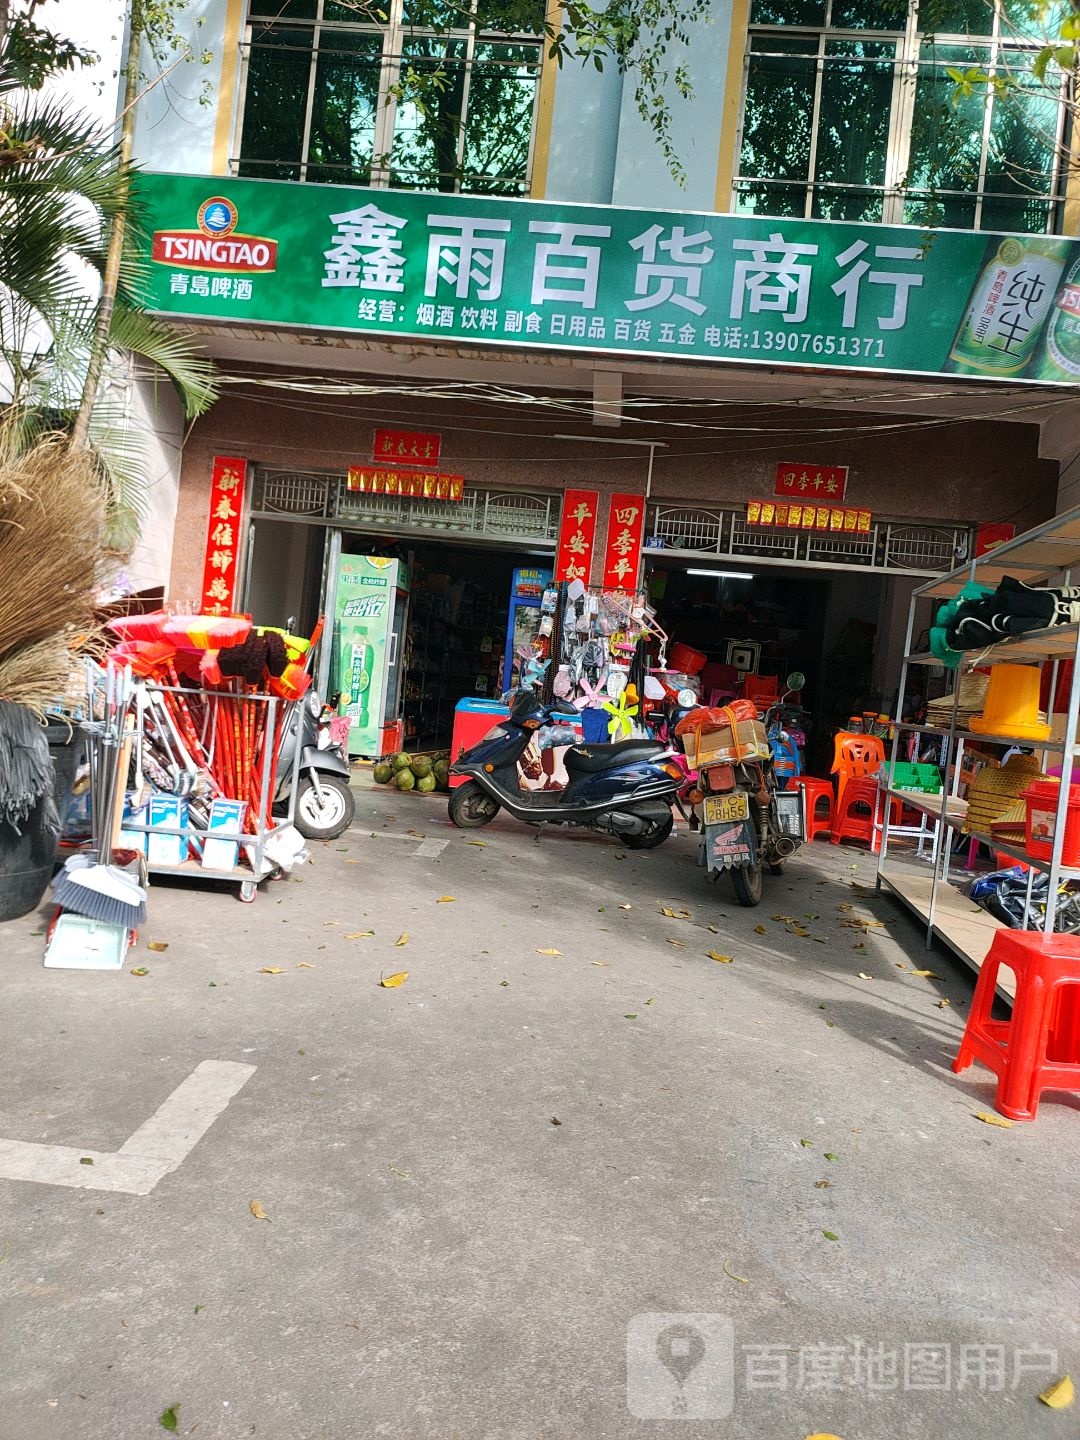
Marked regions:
[877,505,1080,986]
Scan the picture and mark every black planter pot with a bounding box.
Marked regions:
[0,720,78,924]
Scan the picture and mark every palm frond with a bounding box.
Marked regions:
[107,301,219,417]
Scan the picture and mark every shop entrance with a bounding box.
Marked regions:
[242,516,552,755]
[645,560,884,774]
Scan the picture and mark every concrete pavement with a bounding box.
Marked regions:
[1,783,1078,1439]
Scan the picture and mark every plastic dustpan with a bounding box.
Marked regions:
[44,913,130,970]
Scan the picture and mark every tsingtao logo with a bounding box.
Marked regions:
[151,196,278,274]
[197,196,238,237]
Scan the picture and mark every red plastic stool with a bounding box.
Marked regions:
[829,777,900,853]
[952,929,1080,1121]
[789,776,834,841]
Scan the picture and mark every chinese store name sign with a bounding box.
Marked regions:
[202,456,247,614]
[137,175,1080,384]
[555,490,599,583]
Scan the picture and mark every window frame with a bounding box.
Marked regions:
[734,0,1069,232]
[232,0,546,194]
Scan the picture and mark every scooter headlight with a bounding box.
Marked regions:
[307,691,321,718]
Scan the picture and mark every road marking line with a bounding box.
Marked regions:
[414,838,449,857]
[0,1059,255,1196]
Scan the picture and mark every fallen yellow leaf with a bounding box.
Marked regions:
[590,961,610,967]
[147,940,169,952]
[437,896,456,903]
[659,906,677,918]
[344,930,374,939]
[537,947,562,956]
[857,972,873,980]
[619,903,632,910]
[722,1261,748,1283]
[296,962,316,969]
[249,1200,269,1221]
[467,840,486,847]
[936,999,951,1008]
[667,938,685,948]
[707,951,734,964]
[803,1434,845,1440]
[754,925,766,935]
[974,1110,1014,1129]
[395,932,409,946]
[903,968,941,977]
[258,967,285,975]
[380,971,409,988]
[1039,1375,1075,1409]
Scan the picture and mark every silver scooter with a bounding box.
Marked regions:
[273,689,355,840]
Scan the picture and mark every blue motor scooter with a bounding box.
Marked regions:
[448,690,683,848]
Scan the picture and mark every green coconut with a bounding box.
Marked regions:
[416,774,437,793]
[394,768,416,790]
[372,762,393,784]
[391,752,413,773]
[433,759,449,779]
[411,756,433,779]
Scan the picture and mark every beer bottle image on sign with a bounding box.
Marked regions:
[946,236,1072,377]
[1028,251,1080,381]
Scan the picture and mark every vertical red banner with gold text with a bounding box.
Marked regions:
[554,489,599,583]
[602,492,647,590]
[201,455,248,615]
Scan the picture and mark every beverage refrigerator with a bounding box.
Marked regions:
[330,555,410,757]
[501,566,552,693]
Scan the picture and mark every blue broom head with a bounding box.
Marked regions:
[51,861,147,926]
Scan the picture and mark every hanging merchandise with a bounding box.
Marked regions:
[510,580,667,746]
[930,575,1080,667]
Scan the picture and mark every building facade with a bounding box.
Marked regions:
[125,0,1080,749]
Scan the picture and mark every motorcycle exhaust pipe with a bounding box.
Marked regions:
[770,835,798,859]
[607,811,647,836]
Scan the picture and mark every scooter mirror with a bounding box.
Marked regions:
[676,688,697,708]
[785,671,806,693]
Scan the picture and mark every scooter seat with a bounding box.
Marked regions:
[563,740,665,773]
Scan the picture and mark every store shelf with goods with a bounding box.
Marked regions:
[879,501,1080,983]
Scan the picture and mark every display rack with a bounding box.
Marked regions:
[118,681,303,904]
[877,506,1080,991]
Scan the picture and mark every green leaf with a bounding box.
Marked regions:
[822,1231,840,1242]
[79,1156,94,1166]
[1033,44,1054,80]
[824,1152,839,1162]
[623,1013,637,1019]
[159,1405,179,1432]
[799,1138,812,1148]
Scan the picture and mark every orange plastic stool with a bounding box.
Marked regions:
[953,929,1080,1121]
[830,776,900,853]
[789,776,834,841]
[831,732,885,815]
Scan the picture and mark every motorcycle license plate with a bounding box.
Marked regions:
[703,792,749,825]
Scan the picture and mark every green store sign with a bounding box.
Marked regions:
[138,171,1080,384]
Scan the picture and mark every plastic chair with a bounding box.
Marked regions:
[952,929,1080,1121]
[831,732,886,816]
[789,776,833,841]
[743,674,779,711]
[830,776,901,853]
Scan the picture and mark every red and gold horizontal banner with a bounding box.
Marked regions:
[746,499,871,533]
[347,467,464,501]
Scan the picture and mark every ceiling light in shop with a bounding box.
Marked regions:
[685,568,754,580]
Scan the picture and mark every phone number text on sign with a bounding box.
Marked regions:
[725,328,888,359]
